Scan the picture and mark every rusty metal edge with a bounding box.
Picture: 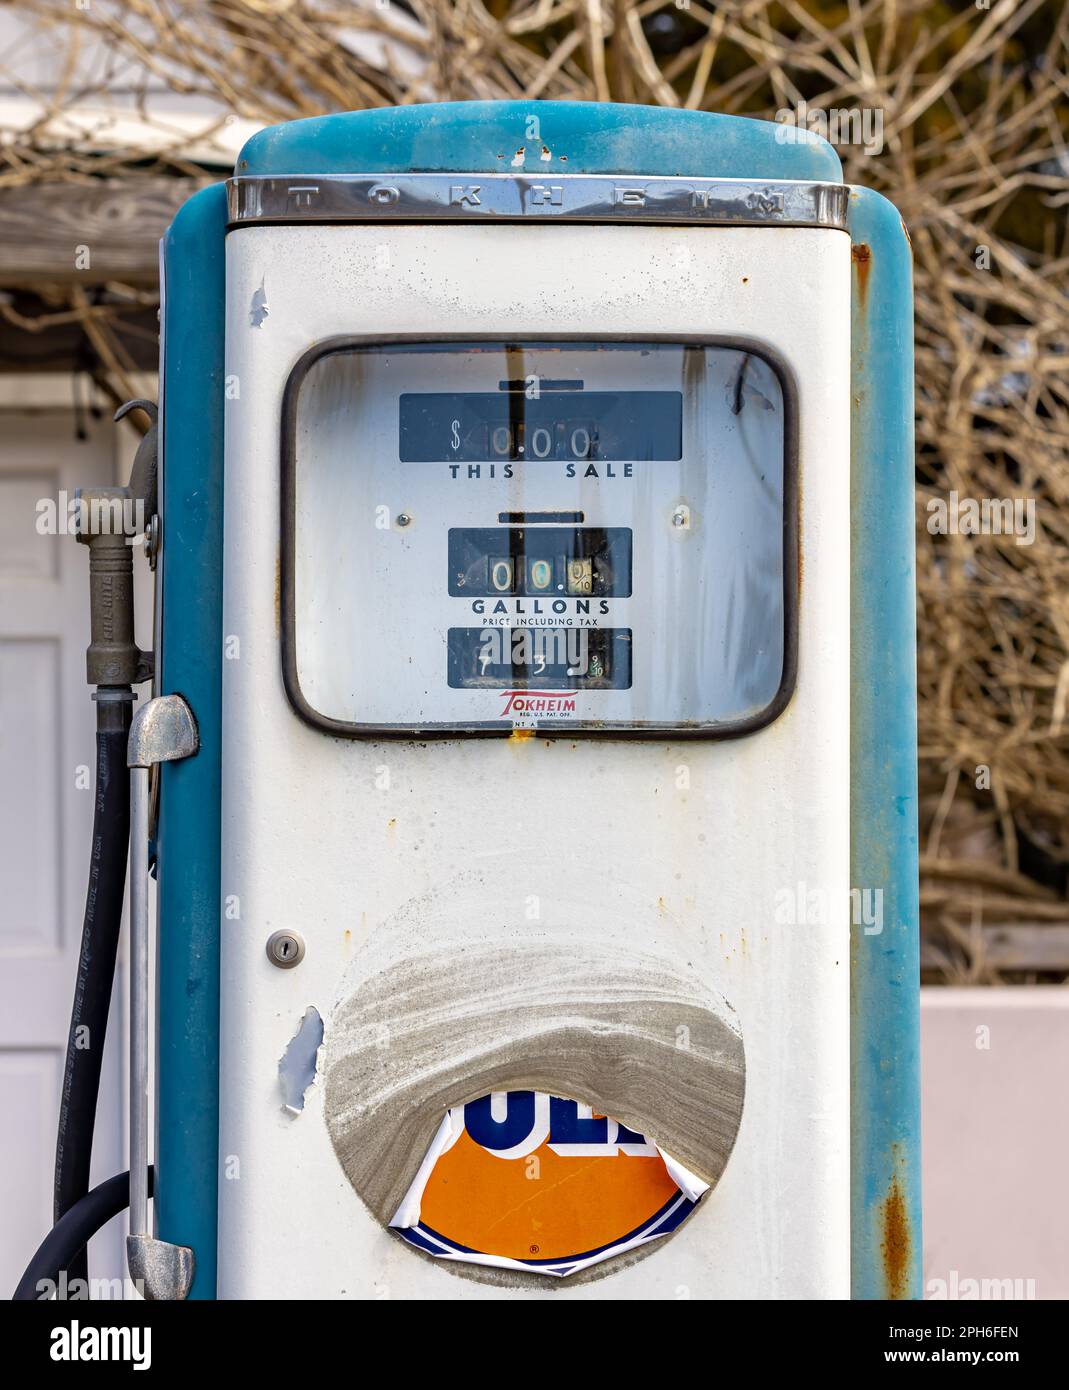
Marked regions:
[155,183,227,1299]
[848,186,923,1299]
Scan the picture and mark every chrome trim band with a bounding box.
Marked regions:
[126,694,199,1284]
[227,173,850,230]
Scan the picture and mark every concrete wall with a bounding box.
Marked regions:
[921,988,1068,1301]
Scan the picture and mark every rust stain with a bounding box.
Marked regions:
[273,551,281,636]
[509,728,535,744]
[880,1170,911,1299]
[852,242,873,307]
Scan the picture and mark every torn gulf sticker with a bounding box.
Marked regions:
[390,1090,708,1277]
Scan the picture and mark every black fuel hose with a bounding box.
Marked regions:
[52,691,133,1292]
[13,1168,153,1301]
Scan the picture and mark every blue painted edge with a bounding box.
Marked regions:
[848,187,922,1299]
[236,100,842,182]
[157,181,227,1298]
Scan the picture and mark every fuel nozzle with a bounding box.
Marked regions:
[75,399,157,689]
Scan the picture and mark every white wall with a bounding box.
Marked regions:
[921,988,1069,1301]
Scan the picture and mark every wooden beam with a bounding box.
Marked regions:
[979,924,1069,972]
[0,177,213,286]
[922,924,1069,973]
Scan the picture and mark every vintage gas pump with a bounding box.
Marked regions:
[21,100,921,1301]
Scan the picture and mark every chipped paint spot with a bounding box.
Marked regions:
[540,145,551,162]
[279,1006,324,1116]
[880,1169,911,1299]
[510,146,525,167]
[249,277,269,328]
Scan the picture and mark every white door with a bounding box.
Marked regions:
[0,395,140,1297]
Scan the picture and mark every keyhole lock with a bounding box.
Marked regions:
[266,930,306,969]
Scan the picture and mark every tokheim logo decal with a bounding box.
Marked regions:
[390,1091,708,1277]
[500,690,577,719]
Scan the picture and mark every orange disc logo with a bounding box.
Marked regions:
[392,1091,706,1276]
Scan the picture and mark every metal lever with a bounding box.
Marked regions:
[127,695,199,1300]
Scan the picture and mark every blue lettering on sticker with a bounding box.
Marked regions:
[464,1091,536,1151]
[549,1097,608,1145]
